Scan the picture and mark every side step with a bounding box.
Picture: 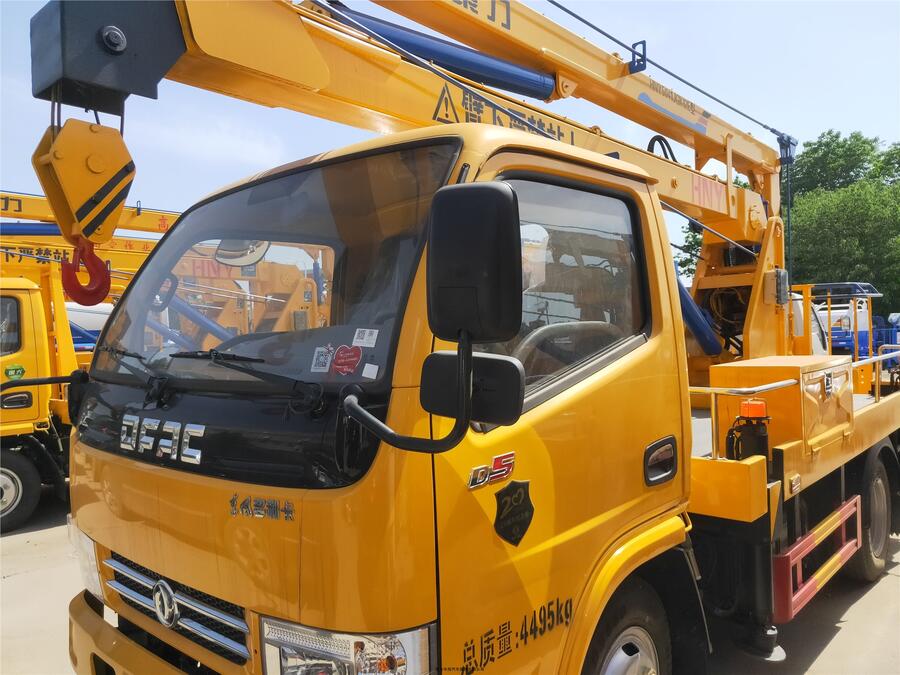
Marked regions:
[772,495,861,623]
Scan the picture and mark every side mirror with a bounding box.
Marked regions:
[342,182,524,453]
[421,351,524,426]
[427,182,522,343]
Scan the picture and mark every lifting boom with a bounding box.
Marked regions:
[29,0,787,361]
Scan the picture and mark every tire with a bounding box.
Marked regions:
[583,577,672,675]
[846,455,891,582]
[0,451,42,532]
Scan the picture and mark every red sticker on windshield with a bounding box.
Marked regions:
[332,345,362,375]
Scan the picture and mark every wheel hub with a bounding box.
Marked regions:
[869,472,888,559]
[0,468,23,516]
[600,625,659,675]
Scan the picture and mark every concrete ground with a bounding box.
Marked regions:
[2,491,899,675]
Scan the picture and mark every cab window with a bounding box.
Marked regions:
[482,178,648,390]
[0,297,21,356]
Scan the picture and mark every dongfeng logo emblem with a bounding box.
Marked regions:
[120,414,205,465]
[152,580,179,628]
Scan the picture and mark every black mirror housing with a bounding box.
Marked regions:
[427,182,522,343]
[421,351,525,426]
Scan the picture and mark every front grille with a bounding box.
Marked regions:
[104,552,250,665]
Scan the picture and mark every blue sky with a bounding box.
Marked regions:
[2,1,899,247]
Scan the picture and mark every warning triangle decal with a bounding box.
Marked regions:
[432,84,460,124]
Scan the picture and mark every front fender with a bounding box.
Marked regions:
[558,513,688,672]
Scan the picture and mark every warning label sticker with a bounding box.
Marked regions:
[431,82,576,145]
[433,84,461,124]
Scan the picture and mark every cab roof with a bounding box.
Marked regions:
[203,123,653,202]
[0,277,40,291]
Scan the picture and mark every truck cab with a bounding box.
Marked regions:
[66,125,703,674]
[1,274,75,529]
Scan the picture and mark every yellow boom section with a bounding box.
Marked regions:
[377,0,781,212]
[163,0,769,239]
[1,190,177,235]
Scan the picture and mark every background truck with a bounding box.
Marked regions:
[6,1,899,673]
[809,282,899,363]
[0,193,175,529]
[0,269,76,529]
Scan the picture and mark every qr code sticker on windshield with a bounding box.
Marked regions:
[310,346,334,373]
[352,328,379,348]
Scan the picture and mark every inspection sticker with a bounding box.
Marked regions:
[362,363,379,380]
[352,328,379,349]
[332,345,362,375]
[310,345,334,373]
[4,365,25,380]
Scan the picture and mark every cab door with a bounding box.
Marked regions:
[432,152,690,673]
[1,292,44,428]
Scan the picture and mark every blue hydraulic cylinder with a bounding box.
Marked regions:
[0,222,61,236]
[676,276,722,356]
[146,317,199,351]
[334,4,557,101]
[170,295,234,342]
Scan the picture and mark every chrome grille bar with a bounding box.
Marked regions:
[180,617,251,659]
[105,557,154,588]
[103,558,250,662]
[173,590,248,633]
[108,579,155,611]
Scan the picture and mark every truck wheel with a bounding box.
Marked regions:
[583,577,672,675]
[846,456,891,582]
[0,451,42,532]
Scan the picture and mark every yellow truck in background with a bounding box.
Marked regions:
[0,192,176,529]
[5,1,899,673]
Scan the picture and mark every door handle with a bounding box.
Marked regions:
[1,391,33,409]
[644,436,677,486]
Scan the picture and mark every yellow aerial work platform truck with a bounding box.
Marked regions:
[4,1,898,673]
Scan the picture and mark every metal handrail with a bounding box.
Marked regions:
[871,344,900,402]
[850,345,900,369]
[689,379,798,459]
[689,379,799,397]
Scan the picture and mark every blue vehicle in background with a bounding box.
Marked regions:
[65,302,113,353]
[811,282,899,366]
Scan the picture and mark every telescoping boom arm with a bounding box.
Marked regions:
[30,0,779,233]
[30,0,786,357]
[373,0,782,210]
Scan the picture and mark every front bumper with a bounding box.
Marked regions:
[69,591,181,675]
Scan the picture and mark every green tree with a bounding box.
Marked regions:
[792,180,900,313]
[791,130,880,194]
[869,142,900,185]
[674,224,702,276]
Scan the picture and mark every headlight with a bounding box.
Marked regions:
[261,616,435,675]
[67,515,104,603]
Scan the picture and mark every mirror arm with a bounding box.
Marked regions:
[342,332,473,453]
[0,374,77,393]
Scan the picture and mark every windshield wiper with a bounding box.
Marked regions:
[170,349,265,363]
[171,349,324,407]
[98,345,172,404]
[98,345,160,378]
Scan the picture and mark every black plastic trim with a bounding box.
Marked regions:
[643,435,678,486]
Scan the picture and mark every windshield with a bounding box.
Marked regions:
[93,141,459,391]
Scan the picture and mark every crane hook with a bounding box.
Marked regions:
[61,239,110,306]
